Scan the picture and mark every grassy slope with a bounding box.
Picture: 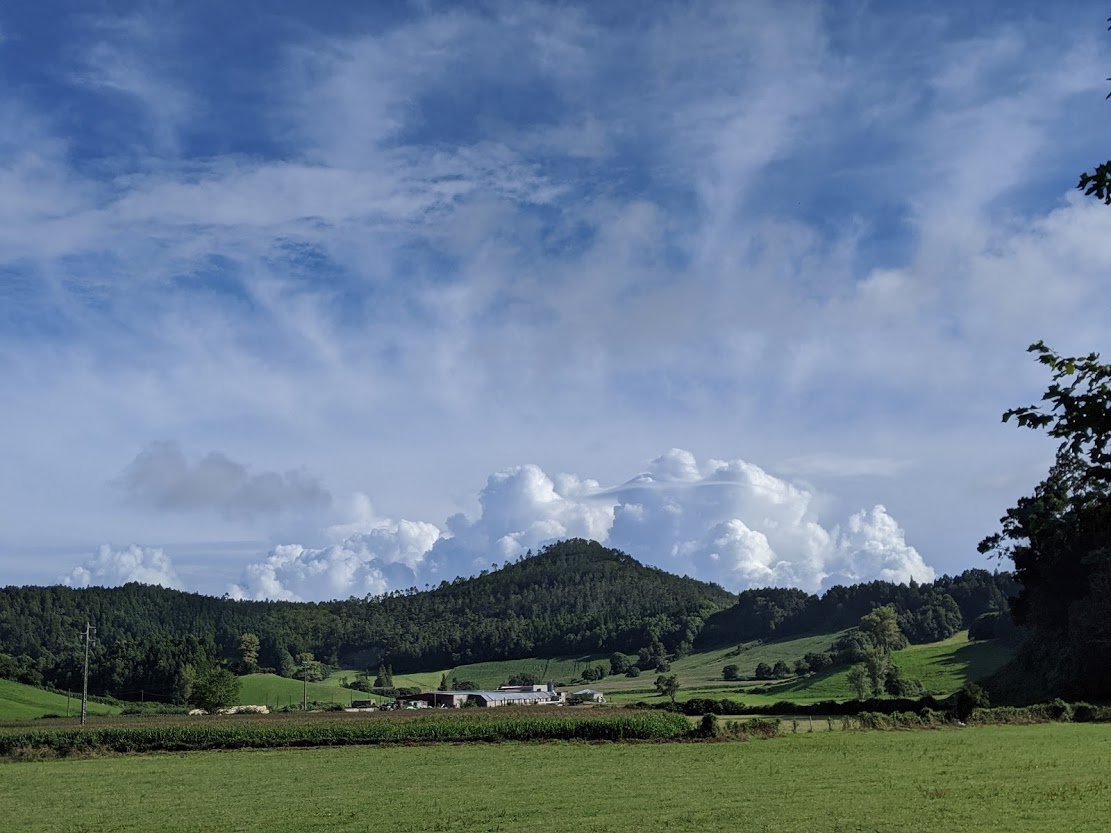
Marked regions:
[605,631,1014,706]
[325,631,1012,707]
[2,725,1109,832]
[236,673,380,708]
[0,679,121,721]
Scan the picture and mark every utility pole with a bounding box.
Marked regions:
[80,622,95,726]
[302,659,309,711]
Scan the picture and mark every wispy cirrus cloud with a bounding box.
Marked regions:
[1,1,1109,597]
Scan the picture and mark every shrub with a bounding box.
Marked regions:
[722,664,739,681]
[699,713,720,738]
[724,718,780,740]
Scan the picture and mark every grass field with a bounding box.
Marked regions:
[0,679,121,722]
[236,673,378,708]
[604,631,1014,706]
[1,723,1107,832]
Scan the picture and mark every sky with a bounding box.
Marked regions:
[1,1,1109,601]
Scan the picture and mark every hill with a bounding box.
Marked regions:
[598,631,1014,707]
[0,539,735,700]
[0,679,121,722]
[236,673,382,709]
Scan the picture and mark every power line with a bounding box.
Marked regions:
[80,622,96,726]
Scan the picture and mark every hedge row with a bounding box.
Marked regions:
[0,711,692,757]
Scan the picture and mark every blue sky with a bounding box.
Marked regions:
[2,1,1109,600]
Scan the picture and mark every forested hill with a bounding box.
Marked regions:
[0,539,1017,703]
[0,540,734,699]
[696,569,1018,649]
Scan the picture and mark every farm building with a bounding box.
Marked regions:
[401,683,565,708]
[570,688,606,703]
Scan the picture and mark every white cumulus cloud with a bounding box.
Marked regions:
[62,544,183,589]
[229,498,442,601]
[229,449,934,600]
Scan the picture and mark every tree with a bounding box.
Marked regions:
[980,343,1111,698]
[754,662,773,680]
[771,660,791,679]
[1077,16,1111,205]
[858,605,907,659]
[847,664,869,700]
[438,673,449,691]
[609,652,629,676]
[722,664,740,681]
[237,632,260,673]
[654,674,680,704]
[190,667,240,712]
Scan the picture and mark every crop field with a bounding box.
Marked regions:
[2,723,1108,832]
[0,680,121,722]
[0,708,690,756]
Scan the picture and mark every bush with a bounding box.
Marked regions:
[722,664,739,681]
[190,668,240,713]
[624,666,641,678]
[968,611,1000,641]
[699,713,720,738]
[724,718,780,740]
[754,662,773,680]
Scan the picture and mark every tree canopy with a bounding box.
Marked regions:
[980,345,1111,698]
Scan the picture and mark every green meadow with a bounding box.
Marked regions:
[2,723,1108,832]
[236,673,380,708]
[604,630,1013,706]
[0,680,121,722]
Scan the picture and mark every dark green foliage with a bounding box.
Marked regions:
[189,668,240,712]
[771,660,791,679]
[754,662,773,680]
[506,672,539,686]
[237,633,260,673]
[847,665,868,699]
[698,712,720,737]
[624,666,641,678]
[803,651,832,671]
[697,571,1016,649]
[608,653,629,676]
[980,344,1111,699]
[722,664,739,681]
[951,683,989,721]
[579,665,607,682]
[0,711,693,758]
[654,674,680,704]
[1079,160,1111,204]
[883,665,923,698]
[968,611,1000,641]
[0,540,734,698]
[721,718,780,740]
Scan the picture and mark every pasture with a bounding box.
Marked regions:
[237,673,377,708]
[0,679,120,722]
[1,723,1107,832]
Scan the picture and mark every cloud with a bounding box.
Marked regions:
[117,441,331,520]
[62,544,182,589]
[230,449,932,600]
[229,500,442,601]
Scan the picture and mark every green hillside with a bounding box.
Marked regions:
[601,631,1014,707]
[0,679,121,721]
[236,673,381,708]
[443,656,603,689]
